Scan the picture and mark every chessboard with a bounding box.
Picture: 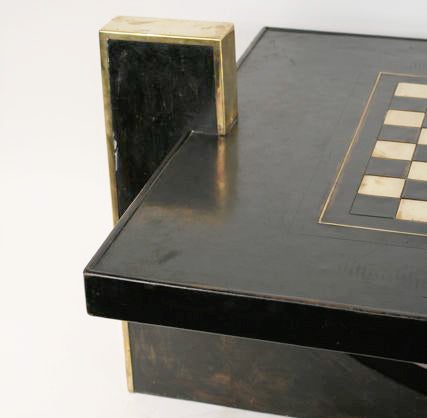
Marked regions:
[321,73,427,236]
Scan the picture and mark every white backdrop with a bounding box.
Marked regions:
[2,1,427,417]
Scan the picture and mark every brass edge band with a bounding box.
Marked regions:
[121,321,134,392]
[99,33,119,224]
[219,30,238,135]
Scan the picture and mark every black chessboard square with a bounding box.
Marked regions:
[402,180,427,201]
[389,96,427,112]
[378,125,419,143]
[351,194,400,219]
[365,157,410,178]
[414,145,427,162]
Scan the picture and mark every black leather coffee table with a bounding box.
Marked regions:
[85,18,427,417]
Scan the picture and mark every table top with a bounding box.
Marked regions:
[85,28,427,363]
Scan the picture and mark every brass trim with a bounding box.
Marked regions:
[318,220,427,238]
[121,321,134,392]
[319,71,427,237]
[101,16,234,40]
[99,32,119,223]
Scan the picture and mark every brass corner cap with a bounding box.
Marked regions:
[100,16,234,41]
